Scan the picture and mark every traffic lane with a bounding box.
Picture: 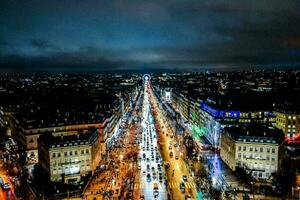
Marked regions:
[151,97,197,199]
[148,125,168,200]
[141,99,166,199]
[158,125,186,199]
[156,107,199,198]
[143,85,168,199]
[149,99,182,198]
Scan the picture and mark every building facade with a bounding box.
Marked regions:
[9,114,108,162]
[273,106,300,140]
[199,101,274,148]
[220,126,284,179]
[38,129,101,184]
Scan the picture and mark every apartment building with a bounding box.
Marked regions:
[220,125,284,179]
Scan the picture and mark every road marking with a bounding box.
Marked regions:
[190,182,196,188]
[186,182,193,188]
[168,182,179,189]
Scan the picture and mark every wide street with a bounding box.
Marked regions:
[137,82,168,199]
[83,77,201,200]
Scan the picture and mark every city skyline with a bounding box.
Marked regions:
[0,72,299,199]
[0,1,300,199]
[1,0,300,72]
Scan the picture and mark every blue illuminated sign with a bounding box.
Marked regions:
[201,102,240,118]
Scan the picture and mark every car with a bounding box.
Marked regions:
[1,183,10,190]
[147,174,151,182]
[182,175,187,182]
[153,190,159,198]
[152,172,157,179]
[169,152,173,158]
[168,146,172,150]
[175,155,179,160]
[138,164,141,169]
[185,194,192,200]
[159,173,163,180]
[143,171,146,175]
[147,165,150,172]
[165,163,170,169]
[180,182,185,193]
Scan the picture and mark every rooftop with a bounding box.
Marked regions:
[224,125,284,144]
[38,129,99,148]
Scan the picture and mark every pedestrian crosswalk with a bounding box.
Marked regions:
[168,182,196,189]
[133,182,197,190]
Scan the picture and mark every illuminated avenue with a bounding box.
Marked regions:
[0,71,299,200]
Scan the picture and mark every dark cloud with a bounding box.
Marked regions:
[0,0,300,71]
[30,39,56,50]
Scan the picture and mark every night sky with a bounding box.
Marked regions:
[1,0,300,71]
